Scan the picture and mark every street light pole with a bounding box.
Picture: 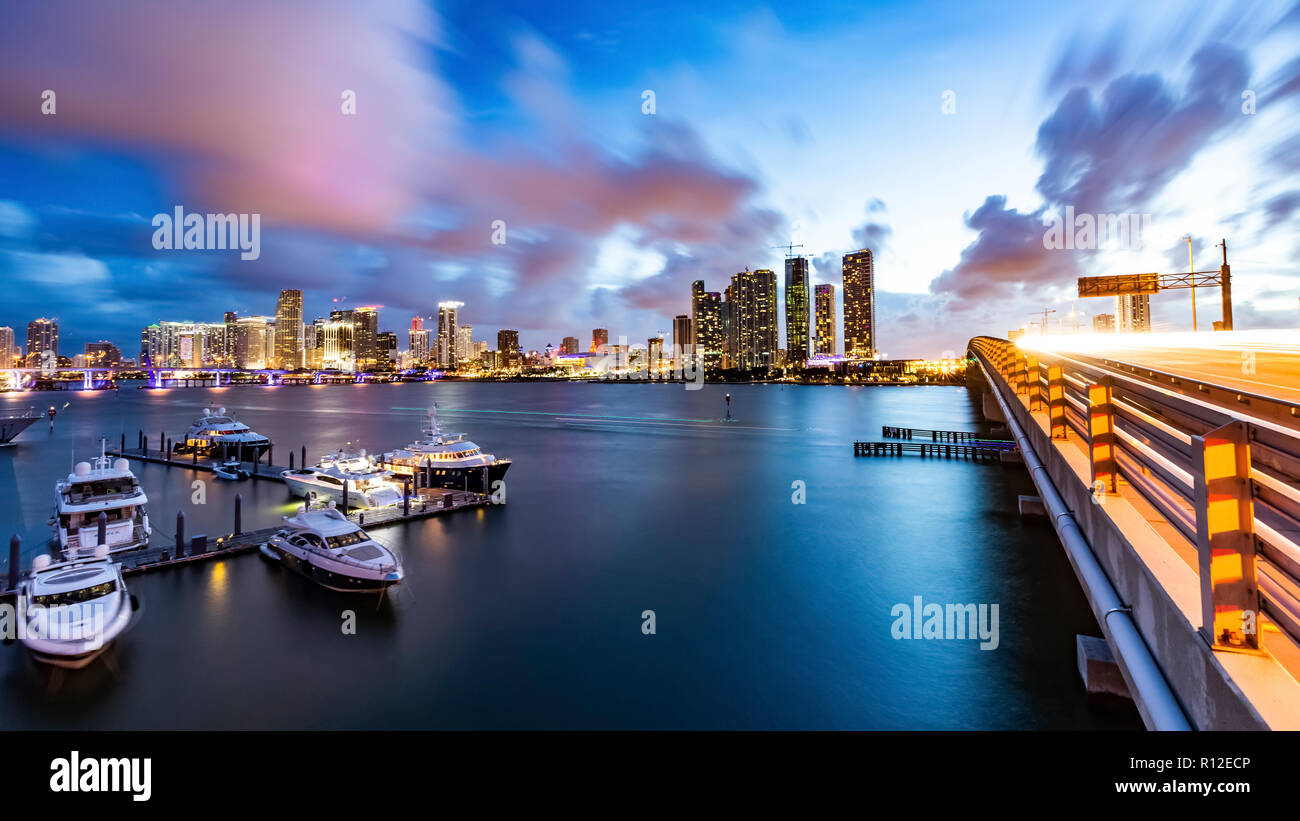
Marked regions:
[1186,235,1197,331]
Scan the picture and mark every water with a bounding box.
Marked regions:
[0,382,1140,729]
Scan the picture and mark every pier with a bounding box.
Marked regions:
[853,440,1013,460]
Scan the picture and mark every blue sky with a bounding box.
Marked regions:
[0,0,1297,358]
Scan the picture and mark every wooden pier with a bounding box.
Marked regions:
[853,440,1013,460]
[881,424,1007,443]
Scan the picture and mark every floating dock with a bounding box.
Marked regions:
[853,440,1015,460]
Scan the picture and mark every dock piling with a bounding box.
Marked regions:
[288,452,294,470]
[191,535,206,557]
[301,446,306,470]
[175,510,186,558]
[234,493,243,536]
[8,534,18,592]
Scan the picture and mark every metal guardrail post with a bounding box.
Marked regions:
[1088,379,1117,495]
[1027,355,1042,410]
[1048,365,1067,439]
[1192,421,1262,653]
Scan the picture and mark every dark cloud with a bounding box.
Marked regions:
[849,199,892,254]
[928,196,1068,302]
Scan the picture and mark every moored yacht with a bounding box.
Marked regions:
[377,406,510,494]
[281,449,405,509]
[259,504,403,592]
[52,443,151,557]
[18,548,136,669]
[174,406,270,457]
[0,408,38,446]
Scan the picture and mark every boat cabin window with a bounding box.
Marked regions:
[68,478,136,500]
[33,579,118,607]
[326,530,370,549]
[317,476,343,487]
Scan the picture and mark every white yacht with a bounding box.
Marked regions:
[52,444,151,557]
[0,408,38,446]
[174,406,270,457]
[281,449,405,509]
[377,406,510,494]
[259,504,404,593]
[19,549,136,669]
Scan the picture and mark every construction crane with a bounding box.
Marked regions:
[770,242,807,259]
[1029,309,1056,335]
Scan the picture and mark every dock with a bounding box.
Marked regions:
[881,424,1010,443]
[853,440,1015,460]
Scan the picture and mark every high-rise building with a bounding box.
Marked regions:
[691,281,723,369]
[353,306,379,371]
[1116,294,1150,333]
[457,324,473,363]
[591,328,608,352]
[672,315,693,359]
[221,311,239,367]
[648,336,664,371]
[235,316,274,369]
[322,319,355,371]
[497,329,520,367]
[409,317,430,364]
[727,268,778,370]
[1093,313,1116,333]
[842,249,876,359]
[274,289,304,369]
[84,341,122,367]
[784,257,811,363]
[437,302,462,369]
[814,284,836,356]
[720,291,734,369]
[26,318,58,368]
[0,326,14,367]
[561,336,579,355]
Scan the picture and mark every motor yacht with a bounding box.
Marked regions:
[174,406,270,458]
[377,406,510,494]
[18,548,136,669]
[52,442,151,557]
[259,504,404,592]
[281,449,405,509]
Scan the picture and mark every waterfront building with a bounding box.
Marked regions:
[235,316,274,369]
[728,268,778,370]
[842,249,876,359]
[274,289,304,369]
[437,301,462,369]
[784,257,811,363]
[353,306,380,371]
[591,328,609,353]
[26,317,58,368]
[322,319,355,372]
[497,329,520,367]
[562,336,579,355]
[85,340,122,367]
[457,324,473,364]
[0,326,13,368]
[691,281,723,369]
[672,315,693,364]
[814,283,836,356]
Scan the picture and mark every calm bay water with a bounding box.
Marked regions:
[0,381,1139,729]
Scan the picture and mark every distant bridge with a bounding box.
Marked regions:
[0,366,434,390]
[968,331,1300,730]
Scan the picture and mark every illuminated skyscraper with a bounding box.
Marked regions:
[85,341,121,367]
[814,284,836,355]
[691,280,723,369]
[0,326,13,367]
[842,249,876,359]
[591,328,608,352]
[26,318,57,368]
[322,319,355,372]
[437,302,462,368]
[728,268,778,370]
[497,329,520,366]
[784,257,810,363]
[353,306,380,370]
[562,336,579,355]
[672,315,692,359]
[409,317,430,364]
[274,289,304,369]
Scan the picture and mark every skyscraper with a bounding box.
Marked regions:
[784,257,810,363]
[223,311,239,366]
[85,341,122,367]
[235,316,274,369]
[727,268,778,370]
[409,317,430,364]
[1093,313,1116,333]
[672,315,693,359]
[353,306,379,370]
[1117,294,1150,333]
[842,249,876,359]
[814,284,836,355]
[562,336,579,355]
[274,289,304,369]
[591,328,608,352]
[26,318,57,368]
[437,302,462,368]
[457,324,473,363]
[691,281,723,369]
[321,319,355,371]
[0,326,14,367]
[497,329,520,367]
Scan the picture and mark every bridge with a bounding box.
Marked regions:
[0,366,438,390]
[968,331,1300,730]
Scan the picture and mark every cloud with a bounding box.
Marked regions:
[928,196,1068,302]
[849,199,892,254]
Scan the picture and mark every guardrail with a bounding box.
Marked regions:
[969,336,1300,652]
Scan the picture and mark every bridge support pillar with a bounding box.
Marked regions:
[1047,365,1067,439]
[1088,379,1117,495]
[1192,421,1262,653]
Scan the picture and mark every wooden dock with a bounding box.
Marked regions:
[1,489,493,597]
[881,424,1012,444]
[853,440,1013,460]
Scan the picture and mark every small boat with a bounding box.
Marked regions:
[260,503,403,593]
[18,548,137,669]
[213,459,251,481]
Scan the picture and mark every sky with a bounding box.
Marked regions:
[0,0,1298,359]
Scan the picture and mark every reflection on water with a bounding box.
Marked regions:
[0,382,1140,729]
